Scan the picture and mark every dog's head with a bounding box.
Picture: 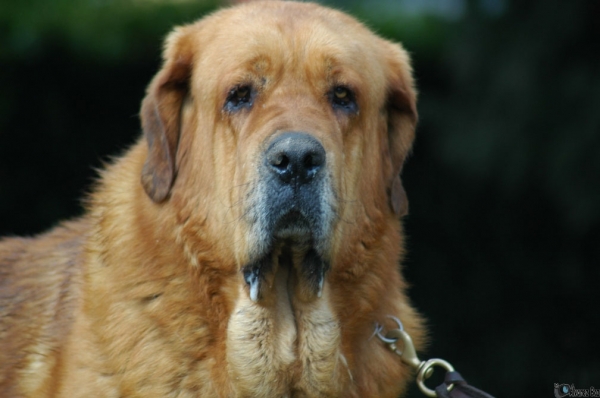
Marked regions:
[139,1,417,302]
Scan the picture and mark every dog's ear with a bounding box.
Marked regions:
[140,28,194,202]
[384,43,418,217]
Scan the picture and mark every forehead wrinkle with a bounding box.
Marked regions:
[217,25,287,75]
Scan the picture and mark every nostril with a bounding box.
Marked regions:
[303,152,324,170]
[303,154,313,170]
[273,153,290,170]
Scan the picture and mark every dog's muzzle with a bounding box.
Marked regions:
[265,132,326,239]
[243,131,335,302]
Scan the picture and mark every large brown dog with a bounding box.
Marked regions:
[0,1,425,397]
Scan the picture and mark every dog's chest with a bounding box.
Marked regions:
[226,263,350,397]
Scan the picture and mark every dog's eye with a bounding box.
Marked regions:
[334,87,348,100]
[225,85,254,112]
[330,86,357,113]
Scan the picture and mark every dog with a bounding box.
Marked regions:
[0,1,425,396]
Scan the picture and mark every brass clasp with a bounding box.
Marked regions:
[375,316,455,397]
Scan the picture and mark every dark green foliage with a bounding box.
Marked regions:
[0,1,597,396]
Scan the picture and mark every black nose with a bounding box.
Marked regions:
[265,132,326,184]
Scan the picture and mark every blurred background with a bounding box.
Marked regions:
[0,0,598,396]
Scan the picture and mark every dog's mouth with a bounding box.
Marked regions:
[243,211,329,303]
[273,210,311,240]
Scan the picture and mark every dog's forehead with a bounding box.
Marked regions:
[217,1,371,41]
[196,2,384,79]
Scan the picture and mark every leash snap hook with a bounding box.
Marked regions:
[375,316,455,397]
[374,316,421,369]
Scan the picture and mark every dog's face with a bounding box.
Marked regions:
[140,1,417,303]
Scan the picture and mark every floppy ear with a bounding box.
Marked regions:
[140,28,194,202]
[384,43,418,217]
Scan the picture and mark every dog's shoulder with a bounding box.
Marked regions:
[0,219,89,393]
[0,218,90,275]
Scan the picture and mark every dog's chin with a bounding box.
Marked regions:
[272,210,312,242]
[243,212,329,303]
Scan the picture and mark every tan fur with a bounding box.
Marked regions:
[0,2,425,397]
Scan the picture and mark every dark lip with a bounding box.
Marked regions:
[272,210,312,240]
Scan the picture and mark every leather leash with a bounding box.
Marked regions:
[375,317,496,398]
